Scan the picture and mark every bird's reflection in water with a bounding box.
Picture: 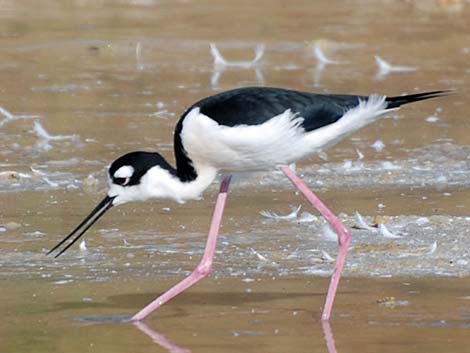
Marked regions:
[133,319,339,353]
[133,321,192,353]
[322,320,339,353]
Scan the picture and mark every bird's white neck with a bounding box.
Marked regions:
[177,164,218,202]
[141,163,218,203]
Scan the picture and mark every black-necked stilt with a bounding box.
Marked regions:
[48,86,449,321]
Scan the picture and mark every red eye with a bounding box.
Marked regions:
[114,177,130,186]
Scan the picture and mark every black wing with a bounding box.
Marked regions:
[186,87,450,130]
[189,86,364,132]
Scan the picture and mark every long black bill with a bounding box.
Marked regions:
[47,195,116,258]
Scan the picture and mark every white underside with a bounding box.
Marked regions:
[181,95,390,173]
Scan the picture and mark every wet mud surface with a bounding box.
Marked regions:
[1,0,470,352]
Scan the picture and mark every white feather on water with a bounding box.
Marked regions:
[427,241,437,255]
[250,248,268,261]
[34,121,78,141]
[321,250,335,262]
[320,225,338,242]
[260,205,301,220]
[355,212,377,231]
[297,212,318,223]
[250,248,278,266]
[370,140,385,152]
[34,121,79,151]
[0,106,15,122]
[210,43,265,68]
[79,240,87,251]
[312,43,347,65]
[210,43,265,87]
[29,167,59,187]
[0,106,40,127]
[378,224,403,239]
[375,55,416,79]
[397,241,438,258]
[356,149,364,160]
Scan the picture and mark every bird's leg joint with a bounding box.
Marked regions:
[337,227,351,247]
[195,259,213,277]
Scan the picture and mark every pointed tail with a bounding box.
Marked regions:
[386,90,453,109]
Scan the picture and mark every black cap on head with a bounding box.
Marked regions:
[109,151,176,186]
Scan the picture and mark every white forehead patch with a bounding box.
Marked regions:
[114,165,134,179]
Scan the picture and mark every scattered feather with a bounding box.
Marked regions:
[0,106,40,127]
[30,167,59,187]
[415,217,430,226]
[378,224,402,239]
[34,121,78,141]
[321,225,338,242]
[425,116,440,123]
[321,250,335,262]
[375,56,416,79]
[297,212,318,223]
[370,140,385,152]
[250,248,268,262]
[427,241,437,255]
[34,121,79,151]
[343,160,352,170]
[210,43,265,86]
[79,240,87,251]
[355,212,376,231]
[311,44,339,87]
[210,43,265,68]
[260,205,301,220]
[24,231,46,237]
[0,106,15,123]
[312,43,345,65]
[356,149,364,160]
[0,107,37,126]
[309,40,361,86]
[398,241,438,258]
[42,177,59,187]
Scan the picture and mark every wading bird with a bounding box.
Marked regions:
[48,87,448,321]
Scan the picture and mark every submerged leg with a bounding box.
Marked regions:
[131,175,232,321]
[280,165,350,321]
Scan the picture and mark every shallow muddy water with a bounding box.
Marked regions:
[1,0,470,352]
[2,276,470,353]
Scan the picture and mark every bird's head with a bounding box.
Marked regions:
[48,151,177,257]
[107,151,178,205]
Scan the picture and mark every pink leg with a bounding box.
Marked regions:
[131,175,232,321]
[322,321,338,353]
[280,165,350,321]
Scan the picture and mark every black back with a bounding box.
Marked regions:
[109,151,176,186]
[190,87,363,131]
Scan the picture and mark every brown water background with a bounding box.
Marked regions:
[1,0,470,352]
